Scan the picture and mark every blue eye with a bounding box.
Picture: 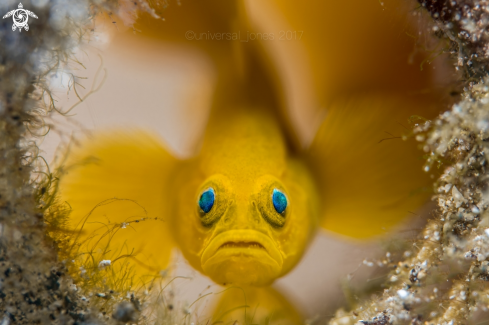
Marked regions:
[199,188,215,213]
[272,189,287,214]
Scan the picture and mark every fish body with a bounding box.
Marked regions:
[59,95,432,288]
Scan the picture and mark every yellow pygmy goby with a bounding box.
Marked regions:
[58,0,440,294]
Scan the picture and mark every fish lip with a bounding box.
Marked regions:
[201,230,283,268]
[219,241,265,249]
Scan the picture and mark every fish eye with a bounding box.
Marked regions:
[272,189,287,214]
[196,175,231,228]
[254,178,288,228]
[199,188,215,213]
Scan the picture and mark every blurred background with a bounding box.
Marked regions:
[39,0,451,320]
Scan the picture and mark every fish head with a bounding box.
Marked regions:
[171,110,318,286]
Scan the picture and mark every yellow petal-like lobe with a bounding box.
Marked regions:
[59,131,178,285]
[261,0,432,96]
[212,286,302,325]
[245,0,443,144]
[134,0,244,76]
[308,95,436,238]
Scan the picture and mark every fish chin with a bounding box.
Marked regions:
[203,255,280,286]
[201,230,283,286]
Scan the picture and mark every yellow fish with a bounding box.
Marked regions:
[60,97,432,285]
[57,0,441,319]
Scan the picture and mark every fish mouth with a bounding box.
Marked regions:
[219,241,265,249]
[201,230,283,286]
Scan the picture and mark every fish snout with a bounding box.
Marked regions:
[219,200,265,229]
